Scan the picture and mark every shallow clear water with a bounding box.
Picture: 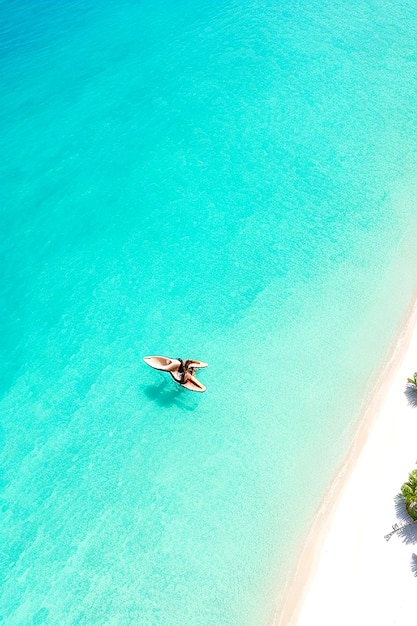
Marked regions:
[2,1,417,623]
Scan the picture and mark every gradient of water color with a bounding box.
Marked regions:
[2,1,417,623]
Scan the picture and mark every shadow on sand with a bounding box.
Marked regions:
[394,493,410,523]
[393,493,417,545]
[404,383,417,407]
[411,553,417,577]
[142,379,199,411]
[389,497,417,577]
[397,521,417,545]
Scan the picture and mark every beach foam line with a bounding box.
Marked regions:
[273,290,417,626]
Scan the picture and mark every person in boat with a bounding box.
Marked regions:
[166,358,196,386]
[143,356,207,392]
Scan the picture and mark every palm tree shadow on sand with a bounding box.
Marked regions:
[404,383,417,407]
[394,493,411,523]
[394,493,417,544]
[142,379,199,411]
[411,553,417,577]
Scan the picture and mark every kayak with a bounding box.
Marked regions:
[169,372,206,393]
[143,356,207,392]
[143,356,208,370]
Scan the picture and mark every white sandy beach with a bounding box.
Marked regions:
[276,294,417,626]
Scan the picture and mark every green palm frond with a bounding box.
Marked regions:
[402,485,413,498]
[401,470,417,520]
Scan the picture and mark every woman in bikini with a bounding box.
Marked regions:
[167,359,196,386]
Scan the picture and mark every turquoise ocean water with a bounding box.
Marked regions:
[2,1,417,623]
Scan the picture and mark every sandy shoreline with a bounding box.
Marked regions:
[274,291,417,626]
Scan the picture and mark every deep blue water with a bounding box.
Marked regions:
[2,1,417,623]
